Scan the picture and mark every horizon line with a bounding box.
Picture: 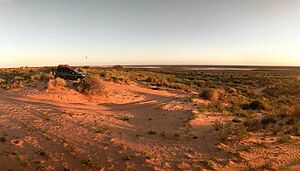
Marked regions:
[1,64,300,69]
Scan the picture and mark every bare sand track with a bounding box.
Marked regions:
[0,83,227,171]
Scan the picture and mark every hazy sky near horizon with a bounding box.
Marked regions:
[0,0,300,67]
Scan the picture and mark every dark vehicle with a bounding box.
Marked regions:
[52,65,86,80]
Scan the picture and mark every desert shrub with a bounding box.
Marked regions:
[200,88,218,102]
[213,121,232,140]
[206,102,227,112]
[243,118,261,132]
[0,76,24,90]
[206,80,212,87]
[242,100,268,110]
[241,87,257,96]
[234,110,252,118]
[29,74,39,81]
[0,84,10,90]
[259,160,274,170]
[261,116,277,125]
[235,124,247,140]
[40,72,54,81]
[168,82,190,91]
[14,76,25,81]
[75,75,106,95]
[214,122,248,141]
[100,71,112,80]
[286,118,296,125]
[278,105,294,117]
[292,105,300,118]
[249,100,268,110]
[112,65,124,70]
[111,76,130,84]
[263,82,300,98]
[227,94,247,106]
[216,102,227,112]
[145,76,159,83]
[217,88,227,99]
[0,78,6,84]
[193,80,206,87]
[31,72,54,82]
[0,136,7,142]
[271,124,283,135]
[289,122,300,136]
[7,81,24,90]
[47,78,66,89]
[199,88,226,102]
[158,79,169,87]
[277,135,292,143]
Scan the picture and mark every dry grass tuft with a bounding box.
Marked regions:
[47,78,66,89]
[75,75,106,95]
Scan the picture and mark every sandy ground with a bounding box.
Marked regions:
[0,82,229,171]
[1,82,300,170]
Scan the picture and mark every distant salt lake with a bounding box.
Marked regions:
[124,66,298,71]
[179,67,256,71]
[125,66,255,70]
[94,65,299,71]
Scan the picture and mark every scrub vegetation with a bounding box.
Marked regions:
[0,65,300,170]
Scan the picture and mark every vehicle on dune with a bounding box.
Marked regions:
[52,65,86,80]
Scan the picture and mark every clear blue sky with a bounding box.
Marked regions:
[0,0,299,67]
